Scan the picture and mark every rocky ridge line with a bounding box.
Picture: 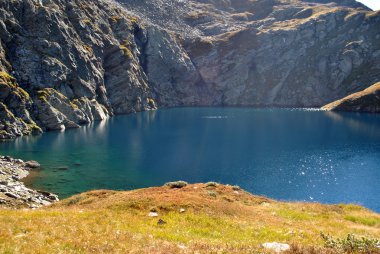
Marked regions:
[0,0,380,139]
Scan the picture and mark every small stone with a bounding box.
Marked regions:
[4,156,13,162]
[25,161,40,168]
[180,208,186,213]
[148,212,158,217]
[12,175,20,181]
[47,194,59,201]
[57,166,69,170]
[178,244,187,250]
[0,180,8,185]
[157,219,167,225]
[5,192,20,199]
[14,159,24,164]
[262,242,290,253]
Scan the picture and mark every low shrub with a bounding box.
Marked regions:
[206,182,219,187]
[164,181,188,189]
[321,232,380,253]
[207,191,217,197]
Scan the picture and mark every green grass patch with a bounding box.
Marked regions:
[344,215,380,227]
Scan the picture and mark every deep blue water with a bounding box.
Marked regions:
[0,108,379,212]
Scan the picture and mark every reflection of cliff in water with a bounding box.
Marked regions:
[324,111,380,139]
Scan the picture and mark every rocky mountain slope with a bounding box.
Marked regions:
[322,81,380,112]
[0,0,379,139]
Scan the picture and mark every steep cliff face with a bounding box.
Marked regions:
[322,81,380,112]
[0,0,156,138]
[119,0,380,107]
[0,0,379,138]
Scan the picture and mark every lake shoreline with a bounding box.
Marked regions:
[1,108,379,211]
[0,155,59,209]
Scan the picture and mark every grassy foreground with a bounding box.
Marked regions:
[0,183,379,253]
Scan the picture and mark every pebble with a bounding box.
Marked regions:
[180,208,186,213]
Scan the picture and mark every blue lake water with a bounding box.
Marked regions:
[0,108,379,212]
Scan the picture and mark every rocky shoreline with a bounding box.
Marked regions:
[0,155,58,209]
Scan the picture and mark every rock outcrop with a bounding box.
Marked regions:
[322,81,380,112]
[0,0,379,138]
[0,155,59,208]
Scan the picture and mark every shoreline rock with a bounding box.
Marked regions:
[0,155,59,209]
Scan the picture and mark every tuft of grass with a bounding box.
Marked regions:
[164,181,188,189]
[83,45,93,55]
[36,88,67,103]
[119,45,133,59]
[37,89,51,103]
[207,191,217,197]
[0,72,30,100]
[110,15,121,24]
[147,98,156,108]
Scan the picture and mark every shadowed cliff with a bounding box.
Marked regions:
[0,0,379,138]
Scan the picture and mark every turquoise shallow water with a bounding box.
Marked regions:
[0,108,380,211]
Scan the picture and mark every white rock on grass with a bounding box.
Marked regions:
[262,242,290,253]
[148,212,159,217]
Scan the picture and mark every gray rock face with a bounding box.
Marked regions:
[0,0,379,138]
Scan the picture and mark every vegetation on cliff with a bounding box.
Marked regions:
[0,0,380,139]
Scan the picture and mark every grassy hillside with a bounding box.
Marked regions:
[0,183,379,253]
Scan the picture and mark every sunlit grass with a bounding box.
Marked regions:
[0,184,379,253]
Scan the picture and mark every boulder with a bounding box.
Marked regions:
[262,242,290,253]
[25,161,41,168]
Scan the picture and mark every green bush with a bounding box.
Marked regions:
[321,232,380,253]
[207,191,217,197]
[164,181,188,189]
[206,182,219,187]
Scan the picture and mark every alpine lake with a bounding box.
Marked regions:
[1,108,379,212]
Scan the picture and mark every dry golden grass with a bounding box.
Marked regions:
[0,183,379,253]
